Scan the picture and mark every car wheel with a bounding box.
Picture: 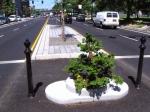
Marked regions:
[93,22,96,26]
[99,22,103,29]
[113,26,117,29]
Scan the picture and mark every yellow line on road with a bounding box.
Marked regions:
[31,17,48,51]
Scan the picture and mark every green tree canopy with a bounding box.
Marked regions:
[53,0,150,19]
[2,0,15,16]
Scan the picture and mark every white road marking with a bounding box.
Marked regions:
[13,28,19,31]
[56,18,60,22]
[24,24,27,26]
[96,28,103,31]
[0,35,4,38]
[0,55,150,65]
[83,24,88,26]
[115,55,150,59]
[119,34,138,41]
[0,59,25,64]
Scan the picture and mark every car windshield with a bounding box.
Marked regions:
[113,13,118,17]
[107,13,112,17]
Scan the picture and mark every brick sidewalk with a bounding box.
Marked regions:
[32,25,84,60]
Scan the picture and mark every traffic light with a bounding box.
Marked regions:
[32,0,34,4]
[41,0,44,4]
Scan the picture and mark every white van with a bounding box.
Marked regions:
[93,11,119,29]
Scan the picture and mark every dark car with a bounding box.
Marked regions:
[0,16,6,25]
[64,14,72,24]
[4,17,10,23]
[0,16,10,25]
[76,14,85,22]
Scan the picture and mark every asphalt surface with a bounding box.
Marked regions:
[49,17,150,85]
[0,59,150,112]
[0,17,150,112]
[65,18,150,85]
[68,20,150,56]
[0,17,46,61]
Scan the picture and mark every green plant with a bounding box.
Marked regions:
[65,33,123,95]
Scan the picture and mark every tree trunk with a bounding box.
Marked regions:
[88,51,93,59]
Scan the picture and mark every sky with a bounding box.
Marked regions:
[30,0,55,10]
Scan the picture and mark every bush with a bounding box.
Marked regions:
[65,33,123,95]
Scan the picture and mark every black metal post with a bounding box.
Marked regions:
[24,39,34,97]
[136,36,146,89]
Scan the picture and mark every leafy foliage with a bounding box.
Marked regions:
[1,0,15,16]
[65,33,123,94]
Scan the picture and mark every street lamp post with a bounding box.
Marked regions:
[91,0,95,21]
[61,0,65,41]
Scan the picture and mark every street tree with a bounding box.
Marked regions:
[2,0,15,16]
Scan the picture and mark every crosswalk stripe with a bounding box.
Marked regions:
[0,60,25,64]
[115,55,150,59]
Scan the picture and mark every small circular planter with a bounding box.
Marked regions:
[45,77,129,104]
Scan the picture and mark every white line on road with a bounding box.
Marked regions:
[13,28,19,31]
[56,18,60,22]
[0,59,25,64]
[115,55,150,59]
[0,35,4,38]
[119,34,138,41]
[0,55,150,65]
[83,24,88,26]
[96,28,103,31]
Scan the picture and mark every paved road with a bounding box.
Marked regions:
[68,19,150,87]
[0,17,46,61]
[48,17,150,88]
[0,60,150,112]
[0,17,150,112]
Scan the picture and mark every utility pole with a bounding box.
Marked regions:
[91,0,95,21]
[61,0,65,41]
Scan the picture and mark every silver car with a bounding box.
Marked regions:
[8,15,17,22]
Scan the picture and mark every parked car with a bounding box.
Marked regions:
[0,16,6,25]
[93,11,119,29]
[8,15,17,22]
[17,16,21,21]
[64,14,72,24]
[76,14,85,22]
